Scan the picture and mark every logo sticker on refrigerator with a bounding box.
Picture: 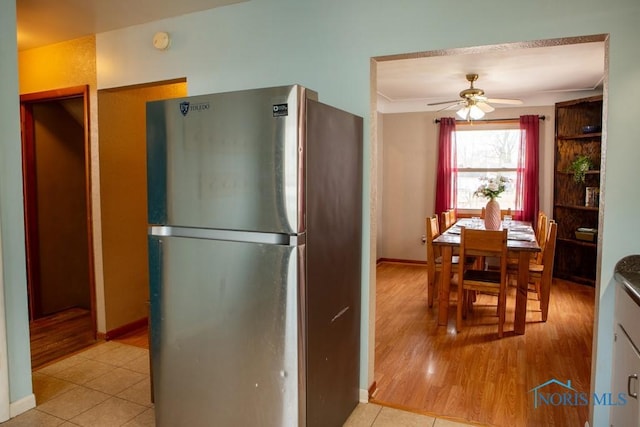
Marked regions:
[179,101,210,117]
[273,104,288,117]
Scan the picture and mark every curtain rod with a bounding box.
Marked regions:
[434,115,545,124]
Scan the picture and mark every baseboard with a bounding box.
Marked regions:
[377,258,427,266]
[9,393,35,418]
[368,381,377,400]
[100,317,148,341]
[359,381,377,402]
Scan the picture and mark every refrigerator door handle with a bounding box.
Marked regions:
[149,225,299,246]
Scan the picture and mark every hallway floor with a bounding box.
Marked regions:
[1,339,478,426]
[4,341,152,426]
[30,308,96,369]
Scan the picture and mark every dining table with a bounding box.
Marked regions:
[432,217,541,335]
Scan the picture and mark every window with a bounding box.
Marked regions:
[455,126,520,210]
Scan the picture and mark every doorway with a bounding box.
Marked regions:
[369,35,607,425]
[97,78,187,335]
[20,86,96,368]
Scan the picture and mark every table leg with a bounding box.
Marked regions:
[438,246,452,326]
[514,251,529,334]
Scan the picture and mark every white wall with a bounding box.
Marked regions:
[0,0,637,425]
[379,112,435,261]
[379,106,556,262]
[376,112,384,260]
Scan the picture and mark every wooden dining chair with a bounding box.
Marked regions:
[440,210,454,231]
[506,220,557,319]
[507,211,548,273]
[448,208,457,223]
[526,221,557,321]
[456,227,509,337]
[425,216,459,308]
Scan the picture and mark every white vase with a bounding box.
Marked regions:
[484,198,501,230]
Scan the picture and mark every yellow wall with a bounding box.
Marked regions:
[19,35,96,94]
[98,80,187,331]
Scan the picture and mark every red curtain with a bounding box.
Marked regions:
[515,115,539,223]
[435,117,457,215]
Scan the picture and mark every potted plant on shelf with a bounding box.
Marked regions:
[474,175,511,230]
[568,155,593,183]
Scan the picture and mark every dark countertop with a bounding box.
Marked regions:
[615,255,640,306]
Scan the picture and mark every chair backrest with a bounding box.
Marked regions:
[440,210,454,231]
[459,227,508,259]
[534,212,549,264]
[448,208,457,223]
[458,227,508,278]
[541,221,558,273]
[425,216,441,263]
[536,211,548,241]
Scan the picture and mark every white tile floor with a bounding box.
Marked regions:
[344,404,480,427]
[3,341,152,426]
[1,341,478,426]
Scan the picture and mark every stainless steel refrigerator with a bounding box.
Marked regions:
[146,85,362,427]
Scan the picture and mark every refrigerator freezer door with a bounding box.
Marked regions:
[149,235,301,427]
[147,85,317,234]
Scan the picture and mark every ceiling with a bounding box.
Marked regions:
[15,2,605,115]
[377,41,605,114]
[16,0,248,51]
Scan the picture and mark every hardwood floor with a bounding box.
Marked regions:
[29,308,96,369]
[30,308,149,370]
[372,262,595,427]
[113,324,149,349]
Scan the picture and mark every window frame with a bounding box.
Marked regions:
[453,123,521,214]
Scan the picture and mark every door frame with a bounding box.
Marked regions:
[368,34,608,422]
[20,85,96,333]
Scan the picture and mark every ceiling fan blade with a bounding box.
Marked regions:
[487,98,523,105]
[436,102,463,112]
[477,102,495,113]
[427,99,461,106]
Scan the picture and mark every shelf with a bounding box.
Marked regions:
[558,237,597,248]
[554,95,602,286]
[558,132,602,140]
[554,204,599,211]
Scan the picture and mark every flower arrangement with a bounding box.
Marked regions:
[473,176,511,200]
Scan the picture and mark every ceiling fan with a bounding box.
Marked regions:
[429,73,523,120]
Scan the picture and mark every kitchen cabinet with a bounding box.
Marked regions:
[553,95,602,285]
[610,257,640,426]
[610,323,640,426]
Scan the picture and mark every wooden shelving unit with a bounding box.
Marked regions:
[553,95,603,286]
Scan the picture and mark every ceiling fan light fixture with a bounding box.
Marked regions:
[456,102,485,120]
[429,73,523,117]
[456,106,470,120]
[469,104,485,120]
